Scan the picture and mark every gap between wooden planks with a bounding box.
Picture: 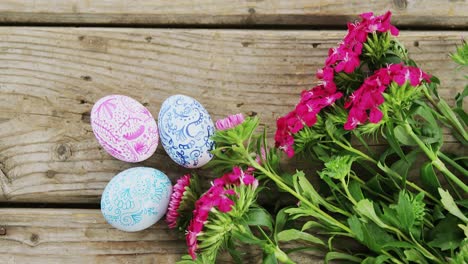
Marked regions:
[0,0,466,28]
[0,28,466,204]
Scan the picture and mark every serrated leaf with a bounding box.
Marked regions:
[428,215,464,251]
[325,252,361,264]
[277,229,326,246]
[395,191,416,233]
[439,188,468,223]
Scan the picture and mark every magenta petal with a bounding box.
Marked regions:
[369,107,383,123]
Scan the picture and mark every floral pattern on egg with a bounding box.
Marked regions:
[101,167,172,232]
[158,95,215,168]
[91,95,158,162]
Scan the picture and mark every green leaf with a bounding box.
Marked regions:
[382,241,415,249]
[394,125,417,146]
[274,208,288,242]
[355,199,389,229]
[404,249,429,264]
[439,188,468,223]
[362,255,391,264]
[428,215,464,251]
[391,150,419,187]
[277,229,326,246]
[437,99,467,142]
[453,107,468,127]
[455,85,468,109]
[348,215,396,252]
[384,124,407,161]
[232,229,264,246]
[348,180,364,202]
[450,239,468,264]
[301,220,326,231]
[395,191,415,233]
[245,207,273,231]
[348,215,364,242]
[324,252,361,264]
[263,253,278,264]
[420,162,441,196]
[319,155,355,181]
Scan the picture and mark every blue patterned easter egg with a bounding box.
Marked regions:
[158,95,215,168]
[101,167,172,232]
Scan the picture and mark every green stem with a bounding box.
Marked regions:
[403,122,468,193]
[327,130,439,203]
[438,152,468,177]
[244,152,353,234]
[381,250,404,264]
[422,87,468,142]
[256,226,296,264]
[386,226,442,264]
[350,174,394,203]
[341,179,358,205]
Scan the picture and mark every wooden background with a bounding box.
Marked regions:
[0,1,466,263]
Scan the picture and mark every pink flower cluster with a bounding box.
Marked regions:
[166,174,191,229]
[275,84,342,158]
[186,167,257,259]
[326,11,399,73]
[275,11,401,157]
[215,113,245,130]
[344,63,431,130]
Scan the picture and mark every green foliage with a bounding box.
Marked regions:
[190,14,468,264]
[450,39,468,68]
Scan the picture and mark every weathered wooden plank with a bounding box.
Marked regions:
[0,208,323,263]
[0,1,466,28]
[0,208,253,263]
[0,28,466,203]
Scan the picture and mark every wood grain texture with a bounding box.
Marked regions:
[0,0,466,28]
[0,28,466,203]
[0,208,277,264]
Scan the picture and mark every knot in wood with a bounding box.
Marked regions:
[30,233,39,243]
[54,143,72,161]
[0,227,6,235]
[393,0,408,9]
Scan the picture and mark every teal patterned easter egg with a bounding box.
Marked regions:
[101,167,172,232]
[158,95,215,168]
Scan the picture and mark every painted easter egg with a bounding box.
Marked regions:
[101,167,172,232]
[158,95,215,168]
[91,95,158,163]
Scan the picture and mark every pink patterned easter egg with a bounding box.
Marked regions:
[91,95,159,162]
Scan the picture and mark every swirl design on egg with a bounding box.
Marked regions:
[101,167,172,232]
[91,95,158,163]
[158,95,215,168]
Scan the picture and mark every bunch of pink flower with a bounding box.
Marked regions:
[166,174,192,229]
[274,11,431,157]
[186,167,258,259]
[344,63,431,130]
[215,113,245,131]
